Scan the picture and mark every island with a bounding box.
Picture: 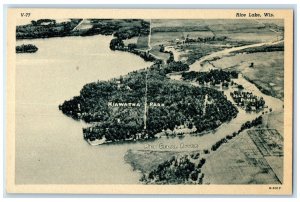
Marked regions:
[16,44,38,53]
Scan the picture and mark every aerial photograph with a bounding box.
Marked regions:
[15,18,284,185]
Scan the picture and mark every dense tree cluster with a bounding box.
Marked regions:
[109,38,125,50]
[16,19,81,39]
[164,61,189,73]
[59,65,238,143]
[182,69,239,86]
[31,19,56,25]
[81,19,150,39]
[16,44,38,53]
[184,36,228,44]
[142,154,205,184]
[231,91,265,111]
[110,39,156,62]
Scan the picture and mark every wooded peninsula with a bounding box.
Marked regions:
[59,64,238,143]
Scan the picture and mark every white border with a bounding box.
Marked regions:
[1,1,299,201]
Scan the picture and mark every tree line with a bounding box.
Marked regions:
[16,19,150,40]
[182,69,239,86]
[211,116,263,151]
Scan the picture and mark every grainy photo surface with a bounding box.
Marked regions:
[6,9,293,194]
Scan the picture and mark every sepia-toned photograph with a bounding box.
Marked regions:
[6,8,293,194]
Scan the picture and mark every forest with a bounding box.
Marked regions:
[182,69,239,86]
[142,154,206,184]
[16,19,81,39]
[59,65,238,143]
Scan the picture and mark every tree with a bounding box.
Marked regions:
[110,38,124,50]
[128,43,137,50]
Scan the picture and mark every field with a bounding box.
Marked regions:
[247,129,283,183]
[212,51,284,100]
[247,129,283,157]
[123,37,139,46]
[262,111,284,136]
[202,128,283,184]
[225,31,281,43]
[151,32,184,46]
[149,45,170,61]
[73,19,93,30]
[152,19,210,28]
[124,149,182,173]
[147,19,283,63]
[151,19,283,29]
[136,35,149,50]
[183,31,215,39]
[178,43,225,65]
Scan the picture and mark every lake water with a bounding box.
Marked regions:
[15,34,284,184]
[15,35,153,184]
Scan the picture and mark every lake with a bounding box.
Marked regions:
[15,35,153,184]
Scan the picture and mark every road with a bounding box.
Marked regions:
[72,19,92,31]
[147,19,152,51]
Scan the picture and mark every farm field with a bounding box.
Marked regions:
[202,129,283,184]
[183,31,215,39]
[262,110,284,136]
[225,31,282,43]
[212,51,284,100]
[149,45,170,61]
[247,129,283,183]
[147,19,283,63]
[136,35,149,50]
[151,19,276,29]
[151,31,184,46]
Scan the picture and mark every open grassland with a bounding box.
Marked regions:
[151,32,184,46]
[202,129,282,184]
[151,19,282,29]
[178,44,225,65]
[225,31,282,43]
[136,35,149,50]
[183,31,215,39]
[149,45,170,61]
[262,110,284,136]
[123,37,139,46]
[212,51,284,100]
[124,149,182,173]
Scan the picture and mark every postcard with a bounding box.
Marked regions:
[6,8,293,194]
